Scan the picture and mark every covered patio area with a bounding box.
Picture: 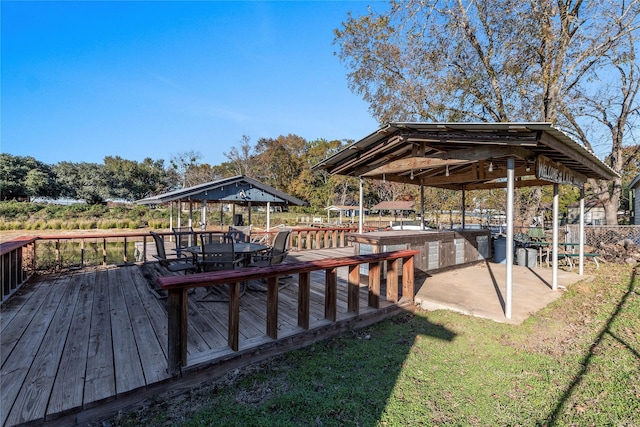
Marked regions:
[414,261,586,325]
[313,122,618,320]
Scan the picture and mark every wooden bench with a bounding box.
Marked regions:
[556,252,600,270]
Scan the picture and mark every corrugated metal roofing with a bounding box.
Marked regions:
[135,175,306,206]
[313,122,618,189]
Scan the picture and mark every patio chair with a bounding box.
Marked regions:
[249,229,291,267]
[247,229,292,291]
[227,225,251,243]
[197,238,245,302]
[149,232,196,273]
[200,231,232,245]
[172,226,195,258]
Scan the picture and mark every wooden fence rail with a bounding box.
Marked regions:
[0,226,360,275]
[157,249,419,375]
[0,237,37,302]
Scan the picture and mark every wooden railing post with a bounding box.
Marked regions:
[266,276,279,339]
[167,288,188,375]
[386,258,399,303]
[228,282,241,351]
[402,255,415,301]
[325,267,337,321]
[368,261,381,308]
[298,272,310,329]
[347,264,360,314]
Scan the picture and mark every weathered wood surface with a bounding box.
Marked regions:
[0,247,414,426]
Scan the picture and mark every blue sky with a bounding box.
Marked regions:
[2,1,383,167]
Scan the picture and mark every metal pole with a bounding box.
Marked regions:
[420,179,425,230]
[579,187,585,275]
[505,157,515,319]
[267,201,271,231]
[359,177,364,234]
[552,184,559,291]
[461,187,466,229]
[201,200,207,231]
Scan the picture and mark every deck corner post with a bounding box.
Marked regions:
[347,264,360,314]
[402,255,415,302]
[167,287,188,375]
[368,261,381,308]
[386,258,399,303]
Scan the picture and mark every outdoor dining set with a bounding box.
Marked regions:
[149,226,292,300]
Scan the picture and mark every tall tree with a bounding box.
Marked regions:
[224,135,260,179]
[169,150,204,188]
[103,156,175,201]
[255,134,307,191]
[53,161,110,204]
[0,154,59,200]
[335,0,640,224]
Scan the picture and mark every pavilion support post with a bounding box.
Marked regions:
[461,187,466,229]
[359,177,364,234]
[267,201,271,231]
[177,202,182,228]
[505,157,515,319]
[420,180,425,230]
[552,184,559,291]
[201,200,207,231]
[220,203,223,228]
[170,202,174,241]
[248,202,252,225]
[579,187,585,275]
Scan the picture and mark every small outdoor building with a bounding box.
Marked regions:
[313,122,618,320]
[136,175,306,230]
[325,205,364,224]
[567,199,606,225]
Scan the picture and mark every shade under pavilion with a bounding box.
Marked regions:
[313,122,618,319]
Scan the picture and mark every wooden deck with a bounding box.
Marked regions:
[0,247,412,426]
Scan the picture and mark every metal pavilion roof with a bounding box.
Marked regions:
[136,175,307,206]
[313,122,618,190]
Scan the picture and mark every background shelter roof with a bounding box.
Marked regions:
[136,175,307,206]
[313,122,619,189]
[371,200,415,211]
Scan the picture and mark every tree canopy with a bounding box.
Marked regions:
[334,0,640,224]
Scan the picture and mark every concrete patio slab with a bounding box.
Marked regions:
[414,261,590,325]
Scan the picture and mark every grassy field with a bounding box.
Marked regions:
[103,263,639,427]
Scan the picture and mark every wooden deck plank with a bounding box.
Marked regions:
[83,268,116,406]
[132,267,170,358]
[109,268,146,394]
[0,274,70,427]
[1,277,54,368]
[119,267,170,385]
[5,272,80,426]
[1,275,49,333]
[0,246,414,426]
[47,270,94,416]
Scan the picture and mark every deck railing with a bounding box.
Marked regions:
[157,249,419,374]
[1,226,360,274]
[0,237,37,302]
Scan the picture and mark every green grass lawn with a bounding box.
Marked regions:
[105,263,639,427]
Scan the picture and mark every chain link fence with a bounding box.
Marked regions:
[565,225,640,247]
